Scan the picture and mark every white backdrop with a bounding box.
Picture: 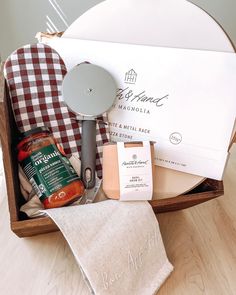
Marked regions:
[0,0,236,60]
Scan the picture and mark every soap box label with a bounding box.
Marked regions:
[117,141,153,201]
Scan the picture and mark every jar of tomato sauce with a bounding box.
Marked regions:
[17,126,84,209]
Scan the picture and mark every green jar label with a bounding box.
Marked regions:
[21,144,80,201]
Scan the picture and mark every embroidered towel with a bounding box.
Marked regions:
[46,200,173,295]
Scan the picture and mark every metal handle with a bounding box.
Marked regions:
[81,120,97,188]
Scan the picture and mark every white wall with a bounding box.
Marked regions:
[0,0,236,60]
[0,0,102,60]
[190,0,236,47]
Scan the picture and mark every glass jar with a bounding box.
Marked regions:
[17,126,84,209]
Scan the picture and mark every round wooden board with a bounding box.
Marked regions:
[63,0,234,199]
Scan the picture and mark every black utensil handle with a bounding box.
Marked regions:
[81,120,97,189]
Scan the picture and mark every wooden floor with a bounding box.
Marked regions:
[0,145,236,295]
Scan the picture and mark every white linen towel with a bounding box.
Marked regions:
[17,150,173,293]
[46,200,173,295]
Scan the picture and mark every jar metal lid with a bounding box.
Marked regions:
[20,126,51,140]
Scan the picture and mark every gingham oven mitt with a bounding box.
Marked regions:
[4,43,109,178]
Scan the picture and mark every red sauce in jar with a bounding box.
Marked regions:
[17,127,84,209]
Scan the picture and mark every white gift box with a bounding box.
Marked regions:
[49,38,236,180]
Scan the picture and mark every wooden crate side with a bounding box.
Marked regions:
[150,178,224,213]
[0,72,21,222]
[150,189,224,213]
[11,183,224,237]
[11,178,224,237]
[11,217,58,238]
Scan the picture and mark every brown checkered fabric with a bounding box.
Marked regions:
[4,43,109,178]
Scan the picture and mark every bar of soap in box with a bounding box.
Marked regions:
[102,141,155,201]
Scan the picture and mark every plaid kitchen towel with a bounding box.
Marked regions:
[4,43,109,178]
